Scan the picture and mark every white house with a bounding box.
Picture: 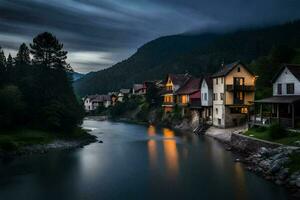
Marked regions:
[84,95,111,112]
[272,64,300,96]
[200,77,213,122]
[252,64,300,129]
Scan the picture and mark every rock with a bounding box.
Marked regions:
[294,141,300,146]
[296,178,300,187]
[275,179,283,185]
[98,140,103,143]
[278,168,289,180]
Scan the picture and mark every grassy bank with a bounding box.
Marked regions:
[0,128,94,152]
[244,126,300,146]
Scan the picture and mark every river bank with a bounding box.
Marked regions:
[204,125,300,199]
[0,128,97,160]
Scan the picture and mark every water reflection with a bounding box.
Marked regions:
[233,163,247,200]
[147,139,158,170]
[147,125,156,136]
[162,128,179,180]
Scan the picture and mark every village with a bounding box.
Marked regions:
[84,60,300,133]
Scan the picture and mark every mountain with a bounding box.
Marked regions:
[74,21,300,97]
[70,71,84,81]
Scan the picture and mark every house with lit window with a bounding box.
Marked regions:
[176,77,202,116]
[200,76,213,123]
[161,74,191,113]
[212,61,256,128]
[250,64,300,129]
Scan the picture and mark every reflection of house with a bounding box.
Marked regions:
[200,76,213,123]
[83,95,111,111]
[212,61,256,128]
[162,74,191,113]
[132,84,146,95]
[176,77,202,116]
[250,64,300,129]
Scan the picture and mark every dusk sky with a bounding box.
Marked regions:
[0,0,300,73]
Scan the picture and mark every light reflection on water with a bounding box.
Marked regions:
[0,120,289,200]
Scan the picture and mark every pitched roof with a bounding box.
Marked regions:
[272,64,300,83]
[120,89,131,94]
[202,76,213,89]
[211,60,255,78]
[86,94,111,102]
[176,77,202,95]
[133,84,145,91]
[168,73,191,86]
[255,95,300,104]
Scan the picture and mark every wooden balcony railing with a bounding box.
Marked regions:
[226,85,255,92]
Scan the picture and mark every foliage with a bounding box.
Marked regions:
[137,103,150,122]
[0,85,26,128]
[0,32,84,134]
[74,20,300,97]
[268,123,286,139]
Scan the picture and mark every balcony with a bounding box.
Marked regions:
[162,102,175,107]
[226,85,255,92]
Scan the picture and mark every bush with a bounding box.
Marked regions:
[268,123,286,139]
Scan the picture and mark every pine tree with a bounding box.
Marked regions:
[15,43,30,65]
[30,32,69,71]
[6,54,14,83]
[0,49,7,86]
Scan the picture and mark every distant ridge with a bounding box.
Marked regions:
[74,20,300,97]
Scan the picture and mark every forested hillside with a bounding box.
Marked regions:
[74,21,300,97]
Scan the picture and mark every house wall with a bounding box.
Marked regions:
[273,67,300,96]
[225,64,255,105]
[213,77,225,127]
[201,79,212,106]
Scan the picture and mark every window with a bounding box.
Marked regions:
[204,93,207,101]
[218,119,221,125]
[216,78,218,85]
[220,93,224,100]
[277,83,282,95]
[237,67,240,72]
[287,83,294,94]
[216,108,218,115]
[221,77,224,84]
[213,93,218,100]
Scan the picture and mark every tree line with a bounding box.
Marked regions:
[0,32,84,133]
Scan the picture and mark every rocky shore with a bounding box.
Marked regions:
[243,146,300,199]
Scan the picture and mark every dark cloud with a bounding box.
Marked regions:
[0,0,299,73]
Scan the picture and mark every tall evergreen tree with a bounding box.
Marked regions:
[30,32,70,71]
[6,54,14,83]
[15,43,30,65]
[0,49,7,86]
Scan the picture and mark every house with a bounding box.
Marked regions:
[250,64,300,129]
[118,89,131,102]
[211,61,256,128]
[132,84,146,95]
[83,95,112,111]
[200,76,213,123]
[176,77,202,116]
[161,74,191,113]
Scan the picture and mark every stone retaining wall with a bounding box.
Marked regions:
[231,133,282,153]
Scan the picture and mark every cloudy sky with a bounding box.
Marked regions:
[0,0,300,73]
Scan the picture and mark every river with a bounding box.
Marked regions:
[0,119,289,200]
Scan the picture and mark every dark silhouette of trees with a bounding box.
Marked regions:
[30,32,70,71]
[0,33,84,133]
